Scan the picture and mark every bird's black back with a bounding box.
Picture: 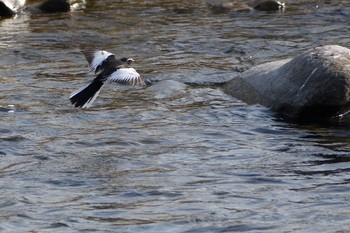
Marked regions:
[82,50,119,73]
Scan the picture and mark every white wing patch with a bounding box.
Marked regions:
[89,50,114,73]
[107,68,145,86]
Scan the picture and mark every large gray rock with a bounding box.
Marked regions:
[223,45,350,120]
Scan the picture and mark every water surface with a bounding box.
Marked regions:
[1,0,350,232]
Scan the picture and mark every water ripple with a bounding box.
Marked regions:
[1,0,350,232]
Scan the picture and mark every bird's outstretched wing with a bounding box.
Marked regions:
[108,68,145,86]
[82,50,117,74]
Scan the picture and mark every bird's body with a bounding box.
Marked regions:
[70,50,145,108]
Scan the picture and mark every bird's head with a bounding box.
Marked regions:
[120,57,135,66]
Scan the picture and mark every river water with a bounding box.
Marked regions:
[1,0,350,232]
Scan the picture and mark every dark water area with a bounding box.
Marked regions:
[1,0,350,232]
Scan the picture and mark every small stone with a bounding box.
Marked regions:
[252,0,285,11]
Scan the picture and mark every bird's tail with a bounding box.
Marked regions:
[70,80,105,108]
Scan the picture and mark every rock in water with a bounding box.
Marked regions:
[38,0,70,13]
[252,0,284,11]
[146,80,187,99]
[0,1,14,17]
[0,0,25,17]
[223,45,350,120]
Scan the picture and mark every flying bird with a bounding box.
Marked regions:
[70,50,145,108]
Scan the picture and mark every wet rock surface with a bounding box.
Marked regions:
[146,80,187,99]
[0,1,15,17]
[206,0,284,12]
[37,0,70,13]
[0,0,79,16]
[251,0,284,11]
[223,45,350,120]
[0,0,25,17]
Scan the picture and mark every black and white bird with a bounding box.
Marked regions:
[70,50,145,108]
